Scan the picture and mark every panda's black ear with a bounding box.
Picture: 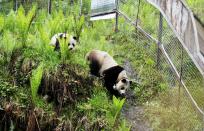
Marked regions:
[121,79,127,83]
[73,36,77,40]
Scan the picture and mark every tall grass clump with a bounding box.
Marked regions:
[59,36,71,63]
[78,89,129,130]
[47,10,72,36]
[30,63,43,104]
[73,15,85,40]
[145,87,203,130]
[35,24,60,69]
[3,11,16,32]
[15,5,36,47]
[0,31,16,65]
[109,96,126,127]
[0,15,4,33]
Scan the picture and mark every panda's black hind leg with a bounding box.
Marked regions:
[89,60,101,77]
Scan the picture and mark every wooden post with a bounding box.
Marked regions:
[157,13,163,68]
[48,0,52,14]
[115,0,119,32]
[70,0,74,5]
[13,0,18,11]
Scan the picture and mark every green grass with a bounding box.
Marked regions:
[145,87,202,130]
[186,0,204,23]
[78,87,130,130]
[30,63,43,104]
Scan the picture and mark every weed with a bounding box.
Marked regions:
[145,87,203,130]
[78,88,127,130]
[30,63,43,105]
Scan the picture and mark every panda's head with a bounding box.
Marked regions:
[113,78,132,96]
[68,36,77,50]
[112,70,132,96]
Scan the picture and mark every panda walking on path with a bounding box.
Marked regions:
[86,50,132,97]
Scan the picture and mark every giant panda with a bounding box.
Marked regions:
[49,33,77,51]
[86,49,132,97]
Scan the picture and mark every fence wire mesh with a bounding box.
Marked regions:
[119,0,204,129]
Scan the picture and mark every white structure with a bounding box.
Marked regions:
[91,0,117,21]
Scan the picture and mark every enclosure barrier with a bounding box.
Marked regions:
[147,0,204,78]
[147,0,204,115]
[118,0,204,129]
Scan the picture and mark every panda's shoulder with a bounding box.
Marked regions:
[110,66,124,73]
[103,66,124,77]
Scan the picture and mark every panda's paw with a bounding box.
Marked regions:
[113,85,116,90]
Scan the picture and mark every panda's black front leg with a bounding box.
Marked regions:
[89,60,101,77]
[104,80,120,97]
[54,39,60,51]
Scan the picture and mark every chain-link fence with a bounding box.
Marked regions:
[118,0,204,129]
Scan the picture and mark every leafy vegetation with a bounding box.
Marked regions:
[30,63,43,104]
[187,0,204,23]
[78,89,129,130]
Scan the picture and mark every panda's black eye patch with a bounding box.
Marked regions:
[72,43,75,47]
[73,36,77,40]
[121,79,127,83]
[121,87,125,90]
[68,43,70,46]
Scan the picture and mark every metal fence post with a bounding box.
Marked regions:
[136,0,141,26]
[203,115,204,130]
[157,13,163,68]
[48,0,52,14]
[115,0,119,32]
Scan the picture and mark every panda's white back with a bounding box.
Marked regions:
[99,52,118,75]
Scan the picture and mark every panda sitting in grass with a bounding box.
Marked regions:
[86,50,132,97]
[49,33,77,51]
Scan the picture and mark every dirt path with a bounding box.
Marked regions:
[122,60,152,131]
[121,99,152,131]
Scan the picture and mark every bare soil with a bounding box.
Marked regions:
[122,99,152,131]
[122,60,152,131]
